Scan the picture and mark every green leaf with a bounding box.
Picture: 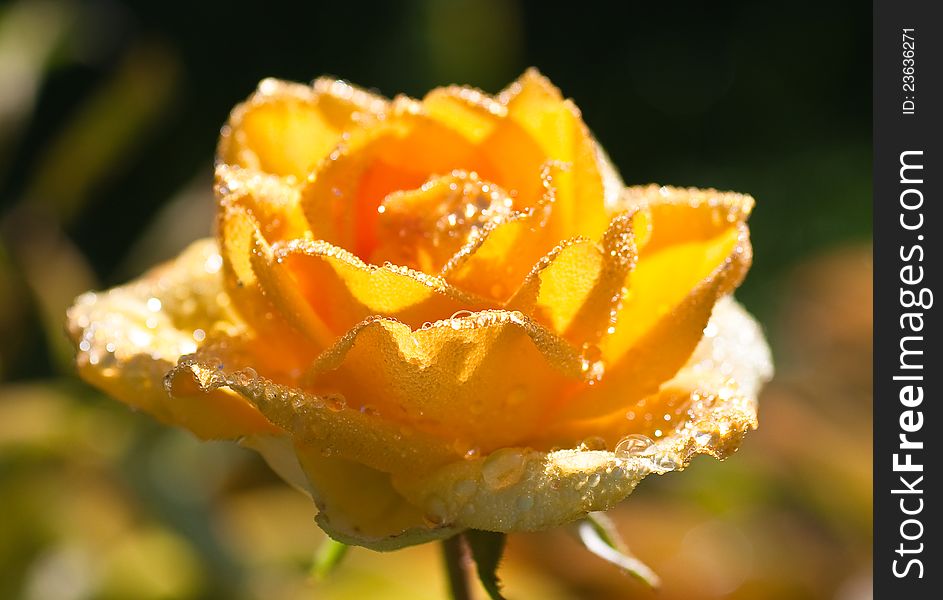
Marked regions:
[464,530,508,600]
[310,538,349,580]
[577,512,660,589]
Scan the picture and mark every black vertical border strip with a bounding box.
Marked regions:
[874,0,939,597]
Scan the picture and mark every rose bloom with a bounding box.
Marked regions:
[67,70,771,550]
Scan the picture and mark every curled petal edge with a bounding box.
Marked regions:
[391,297,771,533]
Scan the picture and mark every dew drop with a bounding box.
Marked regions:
[652,453,680,471]
[453,478,477,500]
[516,495,534,511]
[423,495,451,526]
[587,473,602,488]
[614,434,655,458]
[325,396,346,412]
[481,448,526,490]
[695,432,715,447]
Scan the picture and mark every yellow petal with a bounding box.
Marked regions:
[441,210,546,301]
[261,237,492,334]
[498,69,612,241]
[65,240,279,439]
[390,298,770,535]
[305,312,585,453]
[296,444,459,550]
[507,211,637,347]
[393,447,646,533]
[217,77,387,179]
[537,296,772,450]
[560,186,754,421]
[241,435,458,550]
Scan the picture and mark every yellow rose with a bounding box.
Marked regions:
[66,70,771,550]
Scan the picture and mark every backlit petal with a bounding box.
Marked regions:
[559,186,754,420]
[66,240,279,439]
[498,69,612,241]
[218,77,387,179]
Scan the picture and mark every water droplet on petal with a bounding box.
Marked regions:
[614,434,655,458]
[423,495,451,526]
[481,448,526,490]
[516,495,534,511]
[652,453,680,471]
[325,396,346,412]
[453,478,477,500]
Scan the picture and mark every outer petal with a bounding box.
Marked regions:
[217,77,387,179]
[241,436,460,551]
[393,448,647,533]
[538,296,772,449]
[560,186,754,420]
[391,297,772,534]
[65,240,279,439]
[304,312,586,453]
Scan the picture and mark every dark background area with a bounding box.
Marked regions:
[0,1,872,598]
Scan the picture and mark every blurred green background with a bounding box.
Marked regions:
[0,0,871,598]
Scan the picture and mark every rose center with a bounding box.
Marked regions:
[370,170,517,273]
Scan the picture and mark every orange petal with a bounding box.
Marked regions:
[304,312,585,453]
[170,361,460,475]
[262,237,493,334]
[248,231,337,348]
[217,77,387,179]
[559,186,754,421]
[295,444,459,549]
[216,198,329,355]
[300,103,499,260]
[65,240,279,439]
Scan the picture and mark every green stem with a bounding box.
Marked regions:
[441,534,472,600]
